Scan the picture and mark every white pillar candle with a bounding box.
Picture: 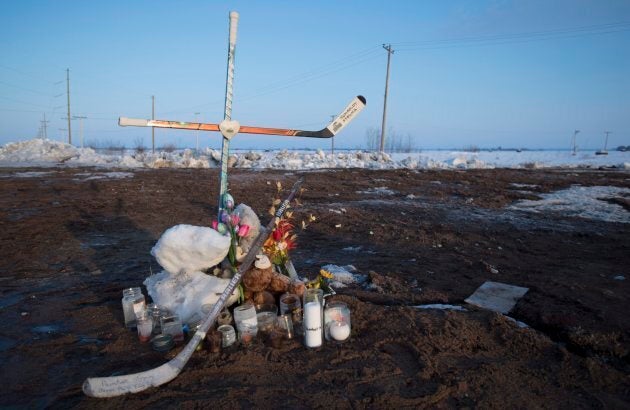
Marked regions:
[303,301,322,348]
[329,320,350,341]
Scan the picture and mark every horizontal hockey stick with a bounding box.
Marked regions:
[83,177,305,398]
[119,95,366,138]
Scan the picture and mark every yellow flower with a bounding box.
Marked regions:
[319,269,334,279]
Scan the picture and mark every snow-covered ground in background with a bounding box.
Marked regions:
[510,185,630,223]
[0,138,629,170]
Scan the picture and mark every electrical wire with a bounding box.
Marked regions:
[158,45,382,115]
[392,21,630,51]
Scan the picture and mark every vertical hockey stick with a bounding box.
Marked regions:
[83,177,304,398]
[217,11,240,220]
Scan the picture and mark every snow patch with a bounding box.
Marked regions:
[321,264,366,288]
[7,171,55,178]
[413,304,467,311]
[357,186,395,195]
[510,185,630,223]
[74,172,135,181]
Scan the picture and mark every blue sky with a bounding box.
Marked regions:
[1,0,629,150]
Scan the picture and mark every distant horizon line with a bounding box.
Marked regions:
[2,137,628,153]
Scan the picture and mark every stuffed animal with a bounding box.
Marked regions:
[242,254,273,292]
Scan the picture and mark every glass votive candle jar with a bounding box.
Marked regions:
[217,324,236,347]
[277,314,294,340]
[217,309,233,326]
[255,304,278,336]
[205,330,223,353]
[161,314,184,343]
[303,288,324,348]
[136,310,153,343]
[151,334,174,352]
[267,327,285,348]
[146,303,164,335]
[324,301,351,343]
[238,323,257,347]
[187,313,203,334]
[122,287,145,329]
[280,293,302,330]
[233,302,258,336]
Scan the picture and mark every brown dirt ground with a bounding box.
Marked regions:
[0,167,629,408]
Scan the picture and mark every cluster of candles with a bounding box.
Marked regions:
[303,289,352,348]
[234,289,352,349]
[122,286,352,352]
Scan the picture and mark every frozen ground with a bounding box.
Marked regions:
[0,138,628,170]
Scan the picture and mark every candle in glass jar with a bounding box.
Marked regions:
[303,300,322,348]
[329,320,350,341]
[136,312,153,343]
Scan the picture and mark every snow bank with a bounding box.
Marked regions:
[1,139,629,170]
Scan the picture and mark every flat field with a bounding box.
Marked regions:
[0,167,628,408]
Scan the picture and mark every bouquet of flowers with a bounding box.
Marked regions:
[263,181,316,276]
[306,269,335,294]
[263,218,296,268]
[211,193,251,269]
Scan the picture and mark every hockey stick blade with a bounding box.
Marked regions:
[83,177,304,398]
[118,95,366,138]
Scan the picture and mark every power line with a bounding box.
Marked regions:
[0,64,61,85]
[159,46,382,115]
[0,95,53,109]
[0,80,58,97]
[392,21,630,51]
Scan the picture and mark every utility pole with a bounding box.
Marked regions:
[571,129,580,155]
[73,116,87,147]
[151,95,155,153]
[380,44,394,152]
[40,113,50,139]
[195,112,201,152]
[603,131,611,151]
[66,68,72,145]
[330,114,336,155]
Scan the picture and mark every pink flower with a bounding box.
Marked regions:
[237,224,250,237]
[211,220,218,230]
[231,214,240,226]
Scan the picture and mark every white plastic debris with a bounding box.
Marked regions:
[151,224,230,275]
[465,281,529,314]
[321,264,365,288]
[144,270,238,324]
